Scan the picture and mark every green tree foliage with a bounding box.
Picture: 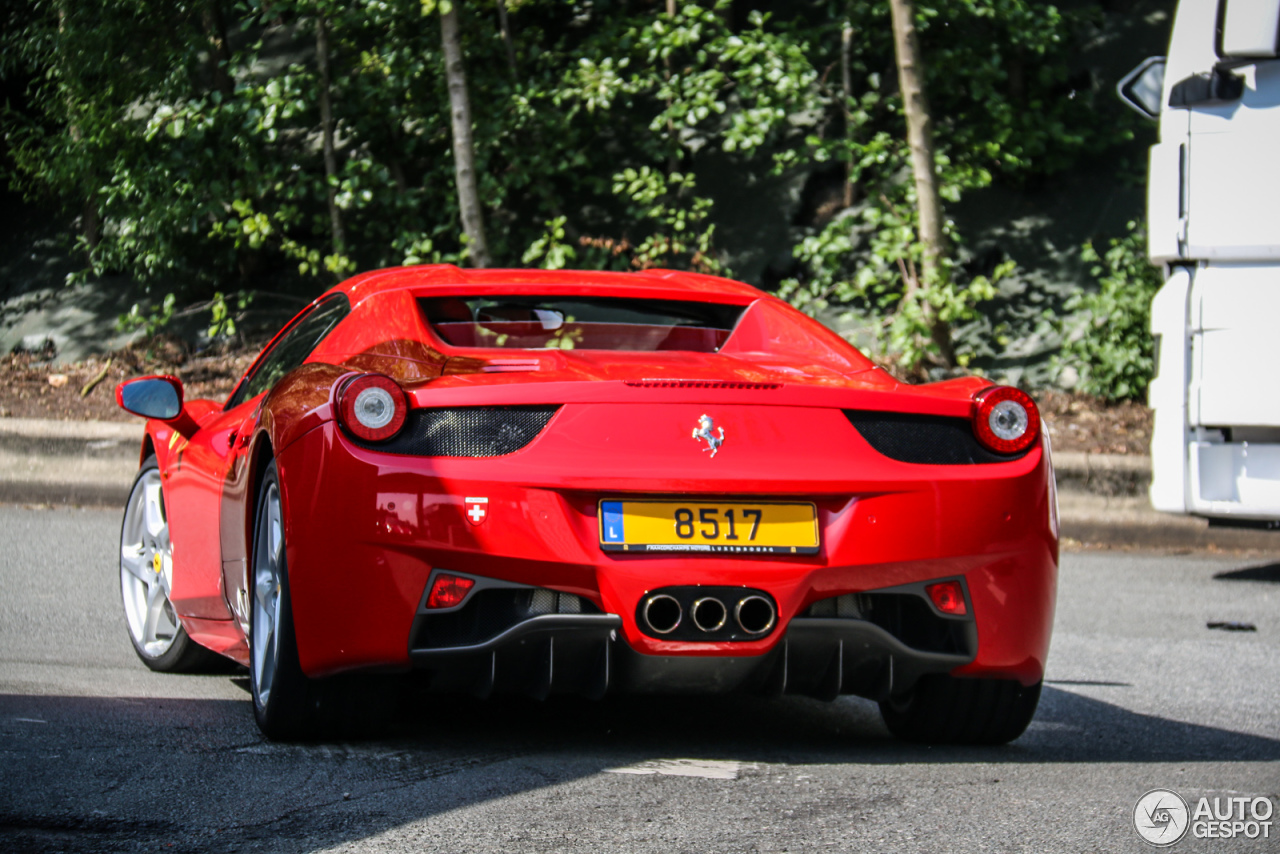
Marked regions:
[3,0,1144,366]
[1060,221,1164,401]
[781,0,1132,371]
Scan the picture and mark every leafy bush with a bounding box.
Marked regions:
[779,201,1012,372]
[1060,221,1164,400]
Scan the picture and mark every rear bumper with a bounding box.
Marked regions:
[276,419,1057,687]
[407,606,971,701]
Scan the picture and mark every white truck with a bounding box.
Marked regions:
[1119,0,1280,525]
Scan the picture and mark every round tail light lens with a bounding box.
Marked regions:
[338,374,407,442]
[972,386,1040,455]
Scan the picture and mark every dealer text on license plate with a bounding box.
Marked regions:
[598,500,819,554]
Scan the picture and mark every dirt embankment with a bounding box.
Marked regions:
[1036,390,1151,456]
[1,338,254,422]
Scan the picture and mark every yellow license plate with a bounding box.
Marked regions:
[598,500,819,554]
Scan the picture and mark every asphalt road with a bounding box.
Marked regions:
[1,505,1277,853]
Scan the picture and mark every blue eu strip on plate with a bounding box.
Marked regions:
[601,501,625,543]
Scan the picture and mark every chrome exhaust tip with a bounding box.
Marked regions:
[642,594,682,634]
[735,595,776,635]
[691,597,728,633]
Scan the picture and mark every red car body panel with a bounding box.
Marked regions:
[132,265,1059,695]
[276,418,1055,683]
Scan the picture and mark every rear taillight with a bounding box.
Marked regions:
[972,386,1040,455]
[926,581,968,616]
[338,373,407,442]
[426,573,475,609]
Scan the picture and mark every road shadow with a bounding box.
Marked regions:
[1215,563,1280,583]
[1,683,1275,853]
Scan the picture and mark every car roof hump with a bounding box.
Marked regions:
[328,266,766,306]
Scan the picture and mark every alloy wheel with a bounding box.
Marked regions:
[120,468,179,658]
[251,481,284,708]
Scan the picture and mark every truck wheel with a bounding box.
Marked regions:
[879,675,1042,745]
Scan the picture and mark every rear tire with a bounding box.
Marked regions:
[249,461,316,740]
[879,675,1042,745]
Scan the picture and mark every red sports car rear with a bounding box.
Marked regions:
[115,265,1057,743]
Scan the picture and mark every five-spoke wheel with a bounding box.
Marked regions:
[252,476,285,709]
[119,456,219,671]
[250,460,316,739]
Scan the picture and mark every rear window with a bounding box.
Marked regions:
[420,296,745,352]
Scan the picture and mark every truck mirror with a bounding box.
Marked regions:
[1117,56,1166,120]
[1168,66,1245,108]
[1220,0,1280,59]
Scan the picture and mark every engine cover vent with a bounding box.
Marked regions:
[624,380,781,390]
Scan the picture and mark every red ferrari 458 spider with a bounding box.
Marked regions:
[115,265,1057,742]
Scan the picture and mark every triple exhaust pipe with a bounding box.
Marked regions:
[641,592,777,637]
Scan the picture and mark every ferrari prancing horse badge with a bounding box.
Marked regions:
[692,414,725,458]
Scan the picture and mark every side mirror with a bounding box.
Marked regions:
[1220,0,1280,59]
[1117,56,1166,120]
[1168,66,1245,108]
[116,376,185,420]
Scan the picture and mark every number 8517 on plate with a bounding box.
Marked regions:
[598,500,819,555]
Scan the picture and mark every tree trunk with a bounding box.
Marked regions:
[441,2,491,268]
[56,1,98,258]
[488,2,564,222]
[494,0,519,84]
[841,23,855,209]
[316,14,345,261]
[81,196,99,253]
[201,0,234,97]
[888,0,954,366]
[663,0,678,175]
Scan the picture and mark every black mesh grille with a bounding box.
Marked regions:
[844,410,1026,465]
[803,592,973,656]
[355,405,559,457]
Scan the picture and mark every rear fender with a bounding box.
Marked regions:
[259,362,350,455]
[232,363,373,582]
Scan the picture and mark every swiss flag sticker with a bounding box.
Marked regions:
[464,497,489,526]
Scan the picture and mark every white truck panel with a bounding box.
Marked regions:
[1148,0,1208,264]
[1189,441,1280,518]
[1185,64,1280,260]
[1148,268,1192,513]
[1160,0,1221,106]
[1190,264,1280,425]
[1146,141,1185,263]
[1221,0,1280,56]
[1140,0,1280,522]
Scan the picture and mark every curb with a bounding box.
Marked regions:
[0,418,142,507]
[1056,494,1280,551]
[1051,451,1151,497]
[0,418,143,441]
[2,418,1276,551]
